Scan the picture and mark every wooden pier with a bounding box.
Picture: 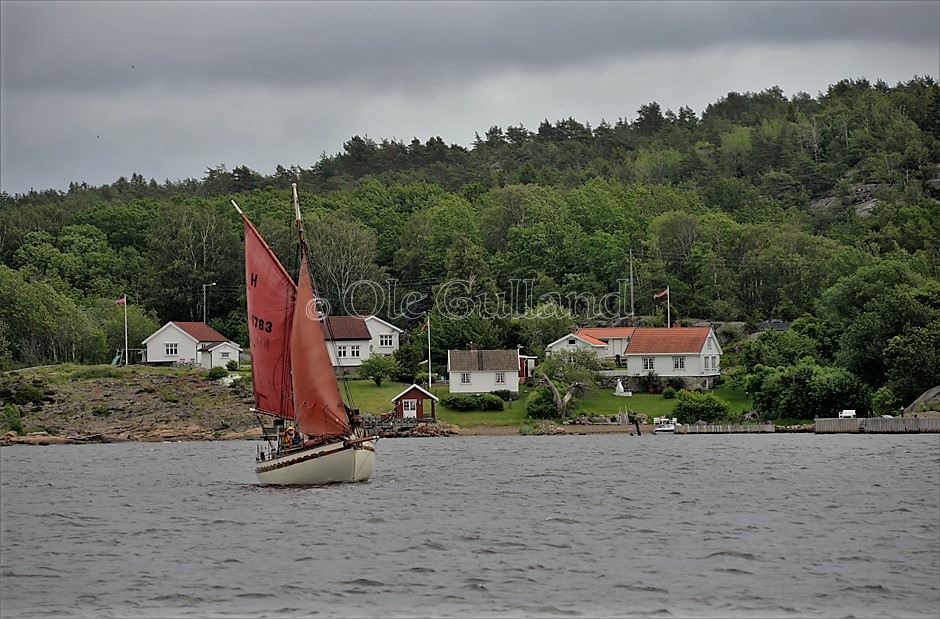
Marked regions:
[814,417,940,434]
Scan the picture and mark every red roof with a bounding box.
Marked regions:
[172,321,229,343]
[321,315,371,340]
[623,328,710,354]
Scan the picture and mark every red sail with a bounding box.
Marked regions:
[242,217,295,419]
[290,253,350,438]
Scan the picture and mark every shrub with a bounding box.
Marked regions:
[672,389,731,424]
[490,389,512,401]
[225,359,239,371]
[205,366,229,381]
[525,387,559,419]
[2,404,24,435]
[639,371,662,393]
[665,376,685,391]
[662,386,677,399]
[440,393,504,411]
[12,384,45,405]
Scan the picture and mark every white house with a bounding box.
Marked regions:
[363,315,403,357]
[142,322,242,368]
[323,315,402,368]
[447,347,521,395]
[545,326,723,387]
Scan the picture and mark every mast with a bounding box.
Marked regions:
[292,182,305,247]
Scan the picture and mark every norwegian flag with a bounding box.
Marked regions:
[114,295,127,305]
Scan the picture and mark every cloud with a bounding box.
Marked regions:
[1,0,937,194]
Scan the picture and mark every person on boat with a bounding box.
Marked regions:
[281,426,296,450]
[291,428,304,447]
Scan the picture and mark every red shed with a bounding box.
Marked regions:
[390,384,439,420]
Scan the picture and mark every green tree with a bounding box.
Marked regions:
[535,349,604,418]
[358,355,400,387]
[883,320,940,405]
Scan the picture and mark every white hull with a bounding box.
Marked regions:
[255,438,376,485]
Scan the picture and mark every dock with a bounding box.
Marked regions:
[814,417,940,434]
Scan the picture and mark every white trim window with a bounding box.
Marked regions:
[402,399,417,418]
[712,356,719,369]
[336,346,347,358]
[673,356,686,370]
[461,373,471,384]
[643,357,654,371]
[165,343,178,356]
[351,345,360,358]
[221,351,230,359]
[704,356,710,370]
[495,371,506,384]
[379,334,393,347]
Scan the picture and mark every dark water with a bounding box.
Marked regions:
[1,434,938,618]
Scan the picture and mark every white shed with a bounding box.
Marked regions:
[142,321,241,368]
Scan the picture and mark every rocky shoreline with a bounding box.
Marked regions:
[0,366,661,447]
[0,421,655,446]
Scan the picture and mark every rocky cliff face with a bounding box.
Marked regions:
[0,367,260,444]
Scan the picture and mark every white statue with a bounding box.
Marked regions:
[615,379,625,393]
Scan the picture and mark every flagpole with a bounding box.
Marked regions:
[667,286,671,327]
[123,295,129,366]
[427,316,432,389]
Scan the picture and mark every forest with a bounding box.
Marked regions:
[1,76,938,418]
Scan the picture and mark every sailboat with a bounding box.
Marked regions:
[231,184,377,485]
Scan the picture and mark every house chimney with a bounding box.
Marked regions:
[469,341,477,351]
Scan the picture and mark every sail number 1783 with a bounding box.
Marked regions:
[251,315,273,333]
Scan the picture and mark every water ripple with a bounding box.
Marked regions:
[1,435,938,618]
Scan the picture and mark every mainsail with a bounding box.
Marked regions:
[290,250,351,439]
[242,216,296,419]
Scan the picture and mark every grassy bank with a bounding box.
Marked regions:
[340,378,753,427]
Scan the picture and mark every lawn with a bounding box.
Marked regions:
[341,379,527,427]
[337,379,753,428]
[573,384,752,419]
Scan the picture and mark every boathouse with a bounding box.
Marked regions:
[390,384,438,420]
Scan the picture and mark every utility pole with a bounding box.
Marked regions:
[202,282,217,323]
[629,249,636,326]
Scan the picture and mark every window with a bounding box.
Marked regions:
[568,338,576,345]
[461,373,471,384]
[221,352,230,359]
[673,356,685,370]
[402,399,417,418]
[165,343,178,356]
[495,372,506,384]
[379,334,393,347]
[643,357,654,371]
[351,345,360,358]
[712,356,719,369]
[336,346,347,358]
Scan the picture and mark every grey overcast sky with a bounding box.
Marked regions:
[1,0,938,196]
